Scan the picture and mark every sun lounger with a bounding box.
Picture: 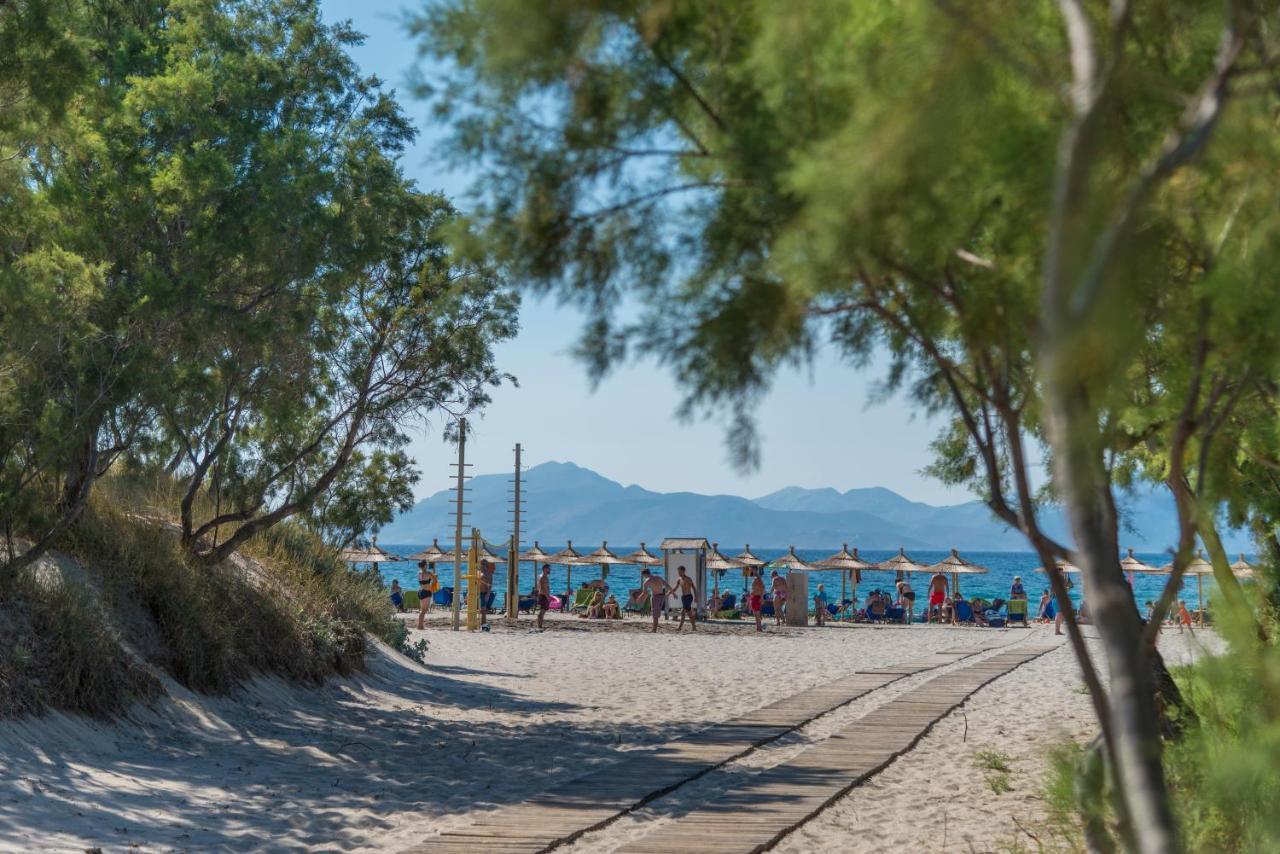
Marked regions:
[953,601,975,623]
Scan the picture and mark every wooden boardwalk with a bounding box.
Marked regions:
[613,643,1058,854]
[404,641,1012,854]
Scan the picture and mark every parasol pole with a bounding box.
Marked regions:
[1198,573,1204,627]
[451,418,468,631]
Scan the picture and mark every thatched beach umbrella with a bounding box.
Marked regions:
[877,547,931,577]
[620,541,662,567]
[706,542,742,606]
[1033,560,1082,574]
[769,545,811,572]
[928,548,988,596]
[815,544,873,613]
[548,540,588,601]
[582,541,629,582]
[1231,554,1255,579]
[404,538,447,563]
[1158,552,1215,624]
[339,542,402,569]
[735,544,766,573]
[1120,547,1161,576]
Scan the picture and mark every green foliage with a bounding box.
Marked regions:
[974,749,1013,774]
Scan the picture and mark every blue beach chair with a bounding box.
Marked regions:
[953,601,975,623]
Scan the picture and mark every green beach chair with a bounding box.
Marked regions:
[403,590,420,610]
[572,588,596,612]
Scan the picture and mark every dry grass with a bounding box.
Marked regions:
[0,474,398,717]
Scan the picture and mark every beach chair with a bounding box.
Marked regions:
[886,606,905,623]
[571,588,595,613]
[403,590,420,610]
[517,595,538,613]
[1006,599,1029,626]
[434,587,453,607]
[953,601,975,623]
[720,593,737,611]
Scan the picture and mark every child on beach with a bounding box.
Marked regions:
[813,584,829,626]
[1177,599,1194,632]
[389,580,404,612]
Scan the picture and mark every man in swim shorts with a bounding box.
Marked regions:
[639,568,673,633]
[672,565,698,632]
[750,572,766,633]
[927,570,949,623]
[535,563,552,629]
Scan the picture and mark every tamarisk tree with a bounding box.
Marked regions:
[414,1,1280,848]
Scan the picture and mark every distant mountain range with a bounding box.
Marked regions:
[378,460,1252,553]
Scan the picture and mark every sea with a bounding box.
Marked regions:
[372,546,1242,614]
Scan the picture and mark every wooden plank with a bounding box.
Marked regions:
[400,640,1012,854]
[612,643,1059,854]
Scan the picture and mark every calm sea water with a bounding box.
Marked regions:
[372,546,1238,614]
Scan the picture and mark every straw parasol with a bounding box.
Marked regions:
[582,540,630,582]
[339,542,401,566]
[815,544,873,613]
[768,545,811,572]
[706,542,743,608]
[735,545,766,582]
[620,541,662,567]
[519,540,553,565]
[404,538,447,563]
[548,540,588,600]
[877,547,931,576]
[1120,547,1162,577]
[1033,560,1082,574]
[928,548,988,596]
[1158,552,1215,625]
[1231,553,1255,579]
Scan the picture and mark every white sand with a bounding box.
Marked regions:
[0,613,1217,852]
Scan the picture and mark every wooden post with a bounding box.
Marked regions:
[508,443,521,619]
[466,527,480,631]
[452,417,467,631]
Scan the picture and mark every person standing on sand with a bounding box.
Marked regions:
[478,559,495,625]
[672,566,698,632]
[896,577,915,624]
[535,563,552,629]
[639,568,672,633]
[813,583,828,626]
[750,572,766,633]
[927,570,949,623]
[417,561,438,629]
[770,570,787,625]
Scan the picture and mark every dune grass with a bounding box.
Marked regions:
[0,474,401,717]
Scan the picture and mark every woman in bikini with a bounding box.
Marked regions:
[771,570,787,625]
[416,561,438,629]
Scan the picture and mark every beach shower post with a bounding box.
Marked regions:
[507,442,524,620]
[450,417,470,631]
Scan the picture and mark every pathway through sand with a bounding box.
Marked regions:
[405,635,1058,853]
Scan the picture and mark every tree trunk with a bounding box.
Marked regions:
[1043,377,1178,854]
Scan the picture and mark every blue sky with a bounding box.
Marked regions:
[321,0,967,505]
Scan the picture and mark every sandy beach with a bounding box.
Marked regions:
[0,613,1217,852]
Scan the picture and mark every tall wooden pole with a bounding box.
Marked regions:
[452,417,467,631]
[508,442,522,619]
